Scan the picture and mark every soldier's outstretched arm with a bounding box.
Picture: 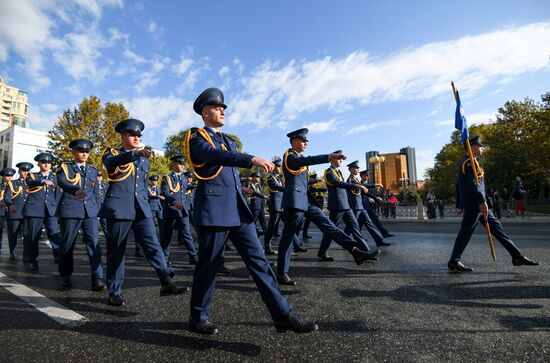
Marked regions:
[268,177,285,192]
[102,149,138,173]
[56,168,80,195]
[26,175,43,188]
[326,171,359,191]
[286,152,329,170]
[190,134,253,168]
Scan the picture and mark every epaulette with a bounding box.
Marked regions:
[225,134,236,142]
[189,127,199,139]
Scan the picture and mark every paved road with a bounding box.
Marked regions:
[1,221,548,362]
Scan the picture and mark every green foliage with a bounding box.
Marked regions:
[425,91,550,200]
[398,187,421,202]
[149,155,171,178]
[48,96,129,168]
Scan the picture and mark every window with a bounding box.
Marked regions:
[5,132,10,142]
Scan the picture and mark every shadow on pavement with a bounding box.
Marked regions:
[340,279,546,310]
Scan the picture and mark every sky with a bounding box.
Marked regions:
[1,0,549,179]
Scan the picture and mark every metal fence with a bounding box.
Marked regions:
[373,199,550,219]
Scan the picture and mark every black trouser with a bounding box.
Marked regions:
[319,209,372,254]
[252,208,268,236]
[7,218,25,254]
[350,209,384,244]
[449,209,522,263]
[364,205,391,237]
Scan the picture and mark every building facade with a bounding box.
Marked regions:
[0,77,29,130]
[365,146,418,194]
[0,126,50,171]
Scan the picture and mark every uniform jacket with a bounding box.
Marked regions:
[4,178,27,219]
[281,148,329,211]
[184,184,195,212]
[23,171,61,217]
[148,185,163,212]
[360,182,378,210]
[346,175,365,211]
[456,156,486,210]
[99,147,152,219]
[324,166,357,211]
[56,162,101,218]
[98,181,107,204]
[248,182,266,211]
[267,173,284,212]
[188,127,254,227]
[0,183,6,217]
[161,172,189,218]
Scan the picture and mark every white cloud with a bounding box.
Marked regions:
[51,25,116,83]
[230,22,550,129]
[124,95,197,137]
[28,103,61,130]
[173,57,194,76]
[415,149,436,179]
[0,0,124,91]
[218,66,230,77]
[134,56,171,93]
[147,20,164,39]
[304,119,340,133]
[344,120,404,135]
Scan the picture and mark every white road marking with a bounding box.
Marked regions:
[0,272,88,327]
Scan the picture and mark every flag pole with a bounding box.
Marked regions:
[451,81,496,261]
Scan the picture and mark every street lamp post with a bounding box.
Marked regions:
[368,155,385,186]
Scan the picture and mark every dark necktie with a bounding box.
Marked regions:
[80,165,86,175]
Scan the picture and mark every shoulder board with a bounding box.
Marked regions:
[225,134,236,142]
[189,127,199,139]
[461,159,471,174]
[88,165,98,171]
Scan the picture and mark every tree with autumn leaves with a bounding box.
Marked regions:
[423,92,550,200]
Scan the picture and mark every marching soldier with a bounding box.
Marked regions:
[277,129,380,286]
[301,174,326,240]
[4,162,32,261]
[0,169,11,254]
[56,139,104,291]
[345,161,390,247]
[248,171,268,238]
[186,87,317,334]
[22,153,62,271]
[96,171,109,242]
[448,136,539,271]
[148,175,164,236]
[359,170,394,238]
[317,153,380,261]
[264,159,284,254]
[183,171,196,228]
[100,118,187,306]
[160,155,198,265]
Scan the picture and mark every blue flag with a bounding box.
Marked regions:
[454,90,469,144]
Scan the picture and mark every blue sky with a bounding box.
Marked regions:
[1,0,549,178]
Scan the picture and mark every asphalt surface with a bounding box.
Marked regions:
[0,220,549,362]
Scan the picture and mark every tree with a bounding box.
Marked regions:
[424,124,490,200]
[425,91,550,200]
[149,155,171,178]
[48,96,129,168]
